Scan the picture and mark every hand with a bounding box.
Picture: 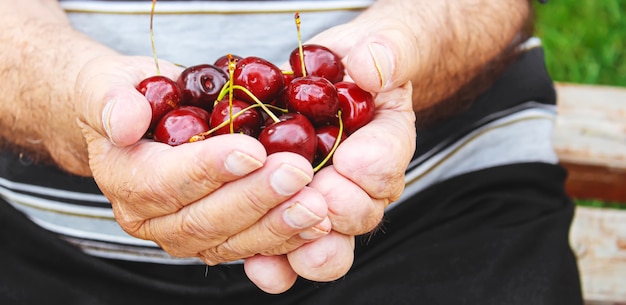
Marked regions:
[244,13,418,292]
[260,0,531,288]
[75,55,332,268]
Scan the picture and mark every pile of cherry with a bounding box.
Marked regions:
[137,44,375,170]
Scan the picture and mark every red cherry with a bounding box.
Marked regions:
[214,54,243,75]
[282,71,296,86]
[136,75,182,131]
[232,56,285,104]
[286,75,339,126]
[272,87,289,110]
[176,64,228,112]
[209,98,262,137]
[153,106,210,146]
[180,104,211,122]
[314,125,347,166]
[334,81,376,135]
[289,44,345,83]
[258,113,317,163]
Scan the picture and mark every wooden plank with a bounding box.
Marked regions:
[561,161,626,203]
[553,83,626,169]
[553,83,626,303]
[553,83,626,203]
[571,207,626,303]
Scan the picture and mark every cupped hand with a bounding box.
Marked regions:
[245,12,419,292]
[246,83,415,292]
[74,55,331,269]
[301,13,419,235]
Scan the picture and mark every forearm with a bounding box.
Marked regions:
[0,0,115,175]
[360,0,531,116]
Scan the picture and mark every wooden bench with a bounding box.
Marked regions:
[553,83,626,304]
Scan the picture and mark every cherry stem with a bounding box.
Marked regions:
[216,80,230,106]
[295,12,306,77]
[216,83,281,123]
[227,54,236,134]
[368,44,386,89]
[188,103,267,142]
[150,0,161,75]
[234,85,281,123]
[313,110,344,173]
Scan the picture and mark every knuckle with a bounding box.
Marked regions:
[261,240,301,256]
[180,208,218,237]
[182,159,225,193]
[260,217,295,243]
[330,196,385,235]
[200,242,247,264]
[235,187,273,216]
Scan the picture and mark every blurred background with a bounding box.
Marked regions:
[534,0,625,209]
[534,0,625,87]
[534,3,626,303]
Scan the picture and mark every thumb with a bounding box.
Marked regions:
[75,55,182,146]
[343,21,420,94]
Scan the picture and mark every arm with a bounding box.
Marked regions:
[354,0,532,113]
[0,0,115,176]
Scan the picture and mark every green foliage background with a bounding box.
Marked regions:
[533,0,625,87]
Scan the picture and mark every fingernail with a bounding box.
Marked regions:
[101,99,117,145]
[283,202,323,229]
[368,42,394,90]
[271,164,312,196]
[224,151,263,176]
[299,218,331,240]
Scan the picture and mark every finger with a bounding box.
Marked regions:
[139,152,314,258]
[287,231,355,282]
[75,55,182,146]
[254,217,332,257]
[81,126,267,229]
[307,20,420,93]
[309,166,384,235]
[343,21,420,93]
[332,82,416,202]
[244,254,297,294]
[198,186,330,263]
[257,217,332,257]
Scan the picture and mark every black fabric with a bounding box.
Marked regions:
[0,150,102,195]
[0,163,584,304]
[346,163,583,305]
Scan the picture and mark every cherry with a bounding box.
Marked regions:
[286,75,340,126]
[180,104,211,122]
[136,75,182,132]
[153,106,210,146]
[334,81,376,135]
[271,87,289,110]
[314,125,346,166]
[282,71,296,86]
[258,113,317,163]
[289,44,345,84]
[138,9,376,167]
[209,98,262,137]
[214,54,242,75]
[232,56,285,104]
[177,64,228,112]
